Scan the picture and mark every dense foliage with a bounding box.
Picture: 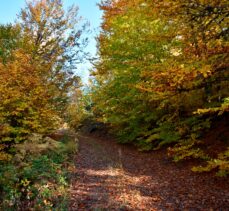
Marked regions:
[0,0,84,208]
[90,0,229,175]
[0,133,77,209]
[0,0,85,156]
[0,0,229,208]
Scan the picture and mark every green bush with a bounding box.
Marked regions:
[0,134,77,210]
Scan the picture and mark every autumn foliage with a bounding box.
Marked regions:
[90,0,229,175]
[0,0,86,148]
[0,0,84,208]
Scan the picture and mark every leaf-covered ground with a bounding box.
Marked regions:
[70,133,229,210]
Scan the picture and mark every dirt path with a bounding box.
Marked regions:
[70,133,229,210]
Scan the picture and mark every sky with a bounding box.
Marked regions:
[0,0,103,83]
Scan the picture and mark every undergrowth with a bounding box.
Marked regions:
[0,133,77,210]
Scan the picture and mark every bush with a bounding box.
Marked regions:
[0,134,77,210]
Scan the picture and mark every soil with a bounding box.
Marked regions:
[70,132,229,211]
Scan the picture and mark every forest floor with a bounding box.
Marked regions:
[70,131,229,211]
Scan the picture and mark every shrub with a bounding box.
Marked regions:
[0,134,77,210]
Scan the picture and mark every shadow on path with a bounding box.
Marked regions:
[70,133,229,211]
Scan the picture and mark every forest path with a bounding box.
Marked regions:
[70,133,229,210]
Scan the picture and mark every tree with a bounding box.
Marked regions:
[19,0,88,115]
[91,0,180,147]
[0,50,59,143]
[0,0,87,145]
[90,0,229,171]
